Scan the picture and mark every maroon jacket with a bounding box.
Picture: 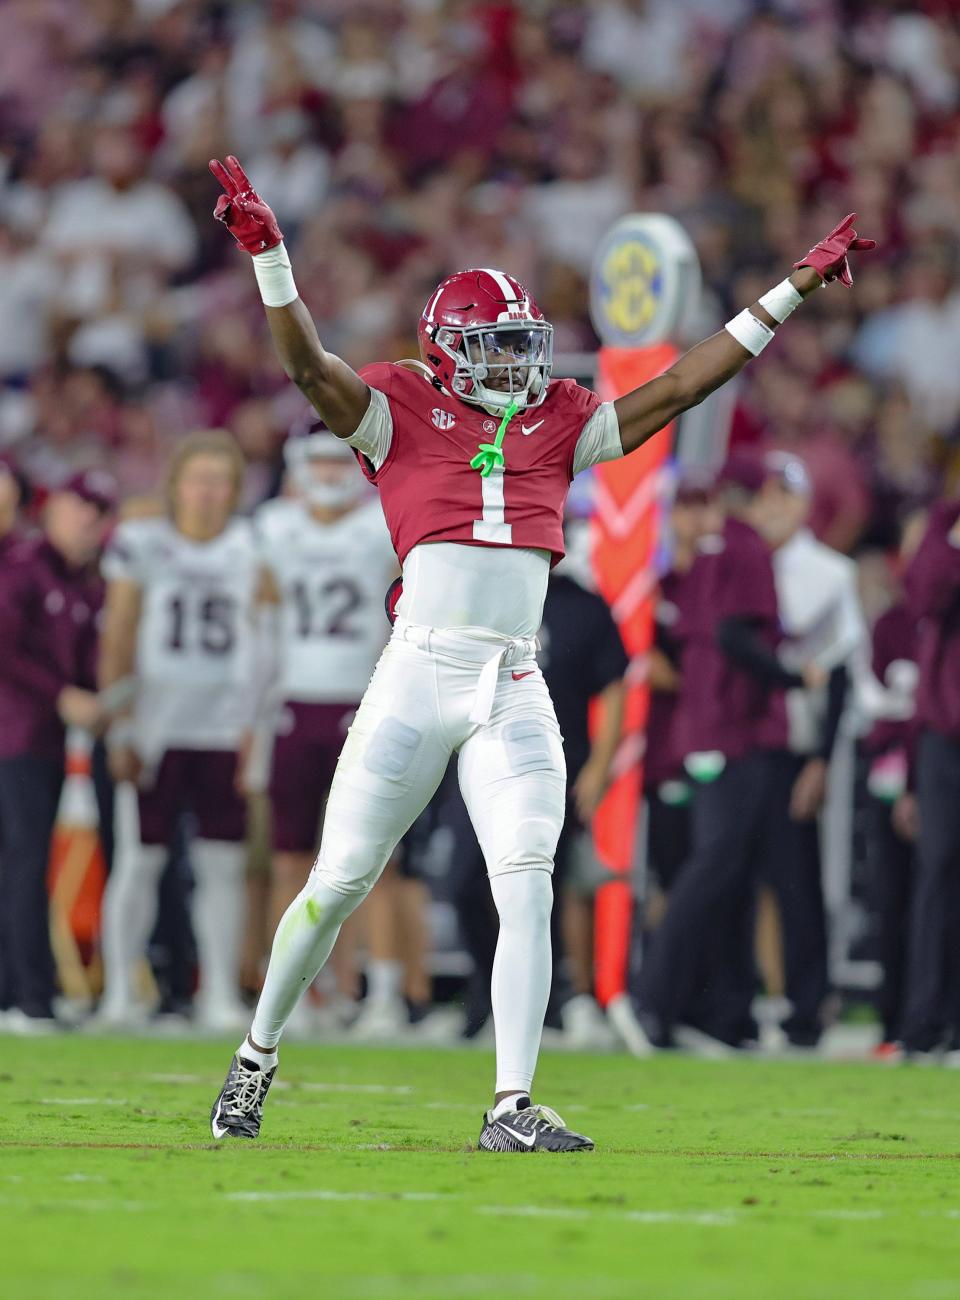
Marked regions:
[0,537,102,761]
[645,566,694,789]
[904,500,960,743]
[865,600,917,756]
[674,516,788,762]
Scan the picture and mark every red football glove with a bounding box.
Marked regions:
[793,213,876,288]
[209,155,284,255]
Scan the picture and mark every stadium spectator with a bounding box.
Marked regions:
[899,499,960,1059]
[643,474,716,906]
[0,468,115,1030]
[97,431,257,1031]
[251,420,397,1034]
[637,455,826,1049]
[861,510,926,1054]
[762,451,868,1047]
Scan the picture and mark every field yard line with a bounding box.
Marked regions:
[475,1206,737,1225]
[143,1073,213,1084]
[297,1082,415,1094]
[3,1138,960,1161]
[227,1190,444,1203]
[142,1075,416,1094]
[38,1097,130,1105]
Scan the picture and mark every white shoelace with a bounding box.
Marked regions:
[225,1065,271,1116]
[515,1103,566,1130]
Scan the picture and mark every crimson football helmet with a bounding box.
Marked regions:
[284,414,365,510]
[417,268,553,413]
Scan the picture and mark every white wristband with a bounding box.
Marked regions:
[724,308,775,356]
[757,278,804,324]
[252,241,298,308]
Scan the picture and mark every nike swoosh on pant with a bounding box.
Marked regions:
[512,670,535,681]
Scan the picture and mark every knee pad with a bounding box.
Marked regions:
[486,815,562,878]
[491,867,554,930]
[310,843,383,901]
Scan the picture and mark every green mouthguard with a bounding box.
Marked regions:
[470,400,520,477]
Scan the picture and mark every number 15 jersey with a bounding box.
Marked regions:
[102,516,259,757]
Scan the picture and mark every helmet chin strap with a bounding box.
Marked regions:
[469,399,520,478]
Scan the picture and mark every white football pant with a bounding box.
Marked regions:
[251,619,567,1092]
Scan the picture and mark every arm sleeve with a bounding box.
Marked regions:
[344,386,393,472]
[904,502,960,619]
[0,565,67,704]
[717,616,804,689]
[572,402,624,477]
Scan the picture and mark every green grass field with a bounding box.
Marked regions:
[3,1035,958,1300]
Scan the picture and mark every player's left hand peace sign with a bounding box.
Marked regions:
[209,155,284,255]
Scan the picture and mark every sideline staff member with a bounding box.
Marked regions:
[0,470,115,1029]
[638,455,824,1047]
[900,500,960,1056]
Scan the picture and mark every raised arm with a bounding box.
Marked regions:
[209,156,369,437]
[614,215,876,456]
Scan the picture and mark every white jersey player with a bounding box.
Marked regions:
[254,421,395,936]
[98,431,260,1030]
[207,154,874,1150]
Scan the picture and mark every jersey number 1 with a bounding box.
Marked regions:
[473,469,512,545]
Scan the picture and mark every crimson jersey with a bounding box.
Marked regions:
[356,363,602,566]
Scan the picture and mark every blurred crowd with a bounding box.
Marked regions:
[3,0,960,1057]
[2,0,960,557]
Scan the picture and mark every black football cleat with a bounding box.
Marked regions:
[210,1051,276,1139]
[478,1096,594,1153]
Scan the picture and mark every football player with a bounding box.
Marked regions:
[251,419,396,1006]
[207,154,874,1150]
[98,430,260,1031]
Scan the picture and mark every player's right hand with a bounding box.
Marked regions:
[209,155,284,255]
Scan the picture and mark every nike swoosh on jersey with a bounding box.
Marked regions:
[512,670,535,681]
[521,419,545,435]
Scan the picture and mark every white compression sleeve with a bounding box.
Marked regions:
[251,877,364,1049]
[572,401,624,476]
[489,869,554,1095]
[345,385,393,471]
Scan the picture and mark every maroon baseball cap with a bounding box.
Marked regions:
[716,450,767,496]
[673,464,717,505]
[60,468,117,514]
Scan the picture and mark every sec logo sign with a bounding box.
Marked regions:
[589,214,701,348]
[431,408,456,430]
